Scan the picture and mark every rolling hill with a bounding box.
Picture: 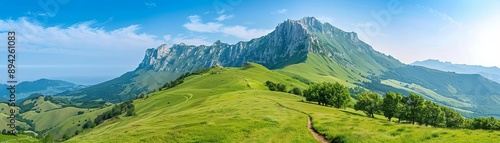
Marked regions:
[66,63,500,142]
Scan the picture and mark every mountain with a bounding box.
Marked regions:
[412,59,500,84]
[57,17,500,118]
[0,79,86,100]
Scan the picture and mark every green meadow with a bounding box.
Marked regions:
[65,63,499,142]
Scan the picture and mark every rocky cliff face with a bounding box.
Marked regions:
[137,17,391,73]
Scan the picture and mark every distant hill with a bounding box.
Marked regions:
[412,59,500,84]
[0,79,86,100]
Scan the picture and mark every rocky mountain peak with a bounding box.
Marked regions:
[137,17,394,72]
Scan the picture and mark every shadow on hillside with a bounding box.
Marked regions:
[339,110,369,118]
[296,100,369,118]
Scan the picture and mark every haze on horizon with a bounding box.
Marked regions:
[0,0,499,84]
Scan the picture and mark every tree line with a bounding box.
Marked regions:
[265,80,303,96]
[280,81,499,130]
[83,100,135,129]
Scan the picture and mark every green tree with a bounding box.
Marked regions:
[420,100,445,127]
[276,83,287,92]
[441,106,465,128]
[472,117,499,130]
[382,92,402,121]
[291,87,303,96]
[330,82,352,109]
[401,93,425,125]
[354,91,382,118]
[303,82,351,108]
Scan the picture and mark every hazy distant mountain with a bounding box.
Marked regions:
[412,59,500,84]
[0,79,86,99]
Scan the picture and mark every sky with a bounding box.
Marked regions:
[0,0,499,85]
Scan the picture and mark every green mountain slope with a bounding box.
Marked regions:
[66,63,500,142]
[57,69,182,103]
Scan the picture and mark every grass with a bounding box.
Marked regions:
[381,79,472,109]
[65,63,499,142]
[0,134,38,142]
[272,95,500,142]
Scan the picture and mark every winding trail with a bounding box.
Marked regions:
[308,116,329,143]
[257,96,328,143]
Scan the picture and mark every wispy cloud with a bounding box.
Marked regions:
[221,25,272,39]
[145,2,156,8]
[216,14,234,21]
[417,5,459,25]
[182,15,272,41]
[271,9,288,14]
[183,15,222,33]
[172,36,212,46]
[0,17,166,55]
[163,35,172,41]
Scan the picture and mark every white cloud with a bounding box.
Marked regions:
[0,18,165,55]
[271,9,288,14]
[221,25,273,40]
[216,14,234,21]
[163,35,172,41]
[172,36,212,46]
[183,15,222,33]
[182,15,271,41]
[417,5,459,25]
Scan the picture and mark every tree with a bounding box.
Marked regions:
[401,93,425,125]
[330,82,351,109]
[303,87,319,104]
[354,91,382,118]
[420,101,445,127]
[265,81,277,91]
[291,87,303,96]
[382,92,402,121]
[303,82,351,108]
[441,106,464,128]
[276,83,287,92]
[472,117,499,130]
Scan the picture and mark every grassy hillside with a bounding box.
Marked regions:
[0,134,38,142]
[279,53,364,87]
[10,95,113,139]
[376,66,500,118]
[57,69,182,104]
[0,103,31,133]
[66,63,499,142]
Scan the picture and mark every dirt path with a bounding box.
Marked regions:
[257,96,328,143]
[308,116,329,143]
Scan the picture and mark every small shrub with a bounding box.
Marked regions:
[390,132,401,136]
[331,135,348,143]
[397,128,405,132]
[432,133,440,138]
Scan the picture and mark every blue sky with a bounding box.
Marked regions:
[0,0,499,84]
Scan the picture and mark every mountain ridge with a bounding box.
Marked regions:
[412,59,500,84]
